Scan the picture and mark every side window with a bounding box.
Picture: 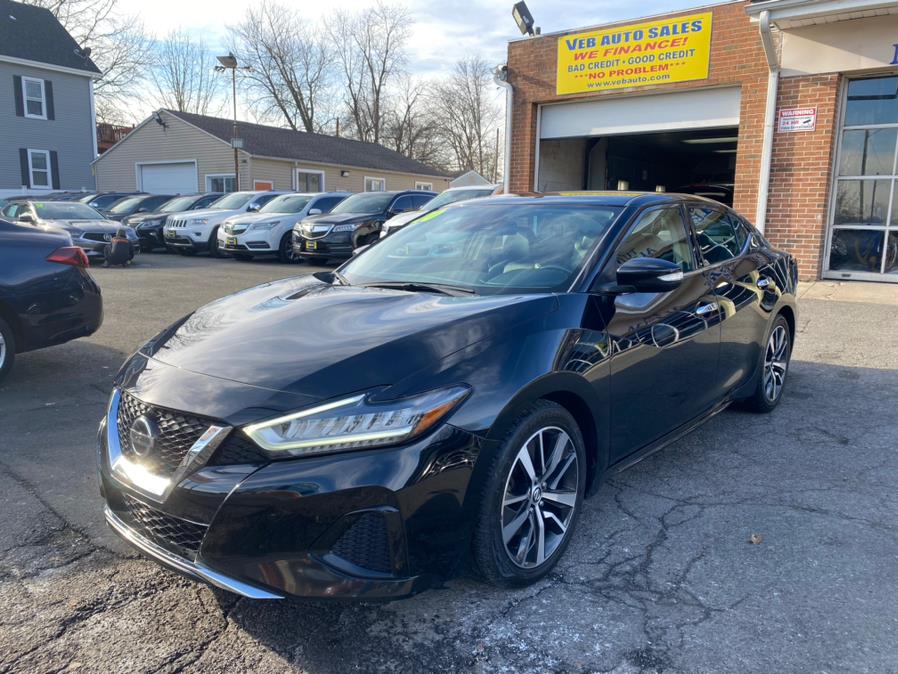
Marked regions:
[410,194,433,209]
[391,196,417,213]
[252,194,278,209]
[314,196,343,213]
[688,206,749,264]
[2,203,19,219]
[195,195,219,209]
[615,206,696,272]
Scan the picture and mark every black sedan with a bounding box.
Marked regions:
[98,193,797,599]
[294,190,435,261]
[126,194,225,252]
[102,194,176,223]
[0,219,103,383]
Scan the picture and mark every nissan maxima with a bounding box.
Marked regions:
[98,193,797,600]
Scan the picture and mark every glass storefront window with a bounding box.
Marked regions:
[828,229,886,273]
[886,232,898,274]
[833,179,891,226]
[844,77,898,127]
[838,128,897,176]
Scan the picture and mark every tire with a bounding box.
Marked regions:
[277,232,300,264]
[0,316,15,384]
[233,253,254,262]
[208,228,222,258]
[743,315,792,413]
[472,400,586,587]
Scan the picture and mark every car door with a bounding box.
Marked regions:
[601,204,722,460]
[687,203,769,394]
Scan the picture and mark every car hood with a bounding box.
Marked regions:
[302,212,375,226]
[143,275,552,400]
[172,207,240,221]
[41,219,127,233]
[224,212,294,225]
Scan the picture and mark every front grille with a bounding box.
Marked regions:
[168,218,188,229]
[122,493,207,559]
[330,512,393,574]
[117,391,211,475]
[209,432,269,466]
[83,232,110,243]
[222,222,248,235]
[300,223,333,239]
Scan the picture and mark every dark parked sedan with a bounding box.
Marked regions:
[126,194,225,252]
[98,193,797,600]
[294,190,435,261]
[102,194,176,223]
[0,220,103,383]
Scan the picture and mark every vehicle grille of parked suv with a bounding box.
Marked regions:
[167,219,189,229]
[116,390,211,475]
[221,222,249,235]
[121,493,208,559]
[300,223,333,239]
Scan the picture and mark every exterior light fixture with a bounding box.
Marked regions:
[512,2,536,36]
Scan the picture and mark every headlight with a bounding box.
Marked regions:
[138,219,160,229]
[243,386,470,457]
[250,220,280,231]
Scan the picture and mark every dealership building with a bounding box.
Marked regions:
[503,0,898,282]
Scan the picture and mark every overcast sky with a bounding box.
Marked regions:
[120,0,707,76]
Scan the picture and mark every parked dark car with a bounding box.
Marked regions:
[77,192,144,210]
[98,192,797,600]
[127,194,225,252]
[102,194,176,222]
[294,190,435,261]
[1,200,139,263]
[0,219,103,383]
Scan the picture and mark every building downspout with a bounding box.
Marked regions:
[756,10,779,233]
[493,65,513,194]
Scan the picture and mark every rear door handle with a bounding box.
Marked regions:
[695,302,719,316]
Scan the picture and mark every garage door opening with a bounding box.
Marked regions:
[537,127,738,204]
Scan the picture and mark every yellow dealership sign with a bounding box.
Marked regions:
[556,12,713,95]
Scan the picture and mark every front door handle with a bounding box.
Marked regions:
[695,302,719,317]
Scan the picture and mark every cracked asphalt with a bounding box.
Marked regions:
[1,254,897,673]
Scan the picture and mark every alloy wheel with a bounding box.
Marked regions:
[763,325,789,402]
[500,426,579,569]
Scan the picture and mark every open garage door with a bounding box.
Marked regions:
[138,162,198,194]
[537,88,740,202]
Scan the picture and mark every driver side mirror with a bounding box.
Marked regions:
[613,257,684,293]
[247,203,261,212]
[308,208,322,216]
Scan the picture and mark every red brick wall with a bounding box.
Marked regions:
[505,0,836,279]
[767,75,841,279]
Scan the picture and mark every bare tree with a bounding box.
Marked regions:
[151,30,222,115]
[383,78,442,165]
[327,2,411,144]
[431,57,502,180]
[229,1,334,133]
[25,0,153,122]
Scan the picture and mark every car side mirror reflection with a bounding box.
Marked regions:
[18,213,35,224]
[308,208,322,216]
[613,257,684,293]
[247,203,261,212]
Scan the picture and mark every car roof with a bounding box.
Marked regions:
[478,191,730,209]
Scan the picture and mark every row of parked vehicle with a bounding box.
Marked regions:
[0,185,499,266]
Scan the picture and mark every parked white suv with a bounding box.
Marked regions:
[163,191,285,256]
[217,192,350,263]
[379,185,499,238]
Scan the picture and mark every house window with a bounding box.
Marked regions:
[296,169,324,192]
[206,174,236,192]
[365,176,386,192]
[27,149,51,188]
[22,77,47,119]
[415,182,433,191]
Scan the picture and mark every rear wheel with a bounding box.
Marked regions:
[0,316,15,383]
[743,315,791,413]
[472,400,586,587]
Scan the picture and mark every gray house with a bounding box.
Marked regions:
[0,0,100,197]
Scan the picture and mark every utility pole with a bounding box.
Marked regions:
[215,54,252,191]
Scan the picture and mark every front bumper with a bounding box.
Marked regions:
[292,231,354,259]
[219,232,275,255]
[98,382,481,600]
[136,226,166,249]
[163,232,209,252]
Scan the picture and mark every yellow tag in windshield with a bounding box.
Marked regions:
[415,209,445,223]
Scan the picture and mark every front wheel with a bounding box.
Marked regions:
[208,228,222,258]
[472,400,586,587]
[277,232,300,264]
[743,315,792,413]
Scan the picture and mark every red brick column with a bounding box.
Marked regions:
[765,75,841,280]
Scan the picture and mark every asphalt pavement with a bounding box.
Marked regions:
[1,254,896,673]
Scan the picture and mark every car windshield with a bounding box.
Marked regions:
[260,195,312,214]
[210,192,256,210]
[90,194,129,209]
[107,196,146,214]
[341,202,622,295]
[33,202,104,220]
[159,196,199,213]
[423,188,494,210]
[330,192,393,214]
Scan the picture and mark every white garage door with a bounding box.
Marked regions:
[540,87,741,139]
[138,162,198,194]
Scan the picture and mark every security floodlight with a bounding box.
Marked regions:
[217,53,238,69]
[512,1,535,36]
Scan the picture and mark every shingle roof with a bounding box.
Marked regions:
[0,0,101,74]
[167,109,449,178]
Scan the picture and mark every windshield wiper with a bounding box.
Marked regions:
[361,281,476,296]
